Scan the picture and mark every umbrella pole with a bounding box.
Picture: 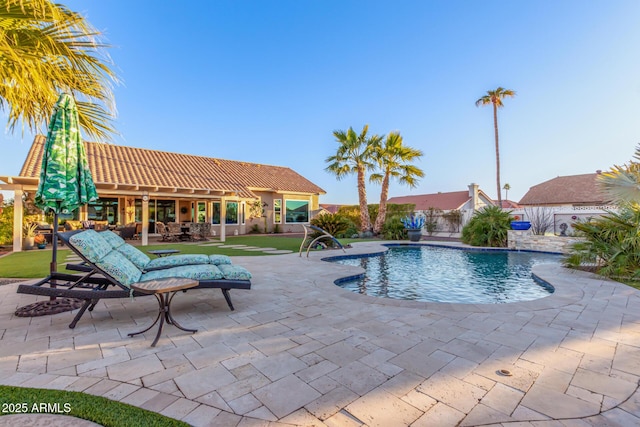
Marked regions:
[51,209,58,274]
[49,207,59,301]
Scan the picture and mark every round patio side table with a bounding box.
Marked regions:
[128,277,198,347]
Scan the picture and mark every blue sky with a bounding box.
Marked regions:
[3,1,640,204]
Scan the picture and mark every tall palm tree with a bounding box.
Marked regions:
[370,132,424,234]
[597,144,640,205]
[325,125,381,233]
[475,87,516,207]
[0,0,118,140]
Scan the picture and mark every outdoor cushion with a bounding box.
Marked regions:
[95,251,143,287]
[69,229,113,263]
[146,254,210,270]
[218,264,252,281]
[116,244,152,270]
[99,230,126,249]
[140,264,224,282]
[208,255,232,265]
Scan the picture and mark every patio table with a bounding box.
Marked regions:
[128,277,198,347]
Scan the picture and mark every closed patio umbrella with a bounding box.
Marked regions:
[17,93,98,316]
[35,93,98,271]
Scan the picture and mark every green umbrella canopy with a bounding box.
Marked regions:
[35,93,98,213]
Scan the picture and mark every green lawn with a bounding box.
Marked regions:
[0,385,189,426]
[0,234,358,278]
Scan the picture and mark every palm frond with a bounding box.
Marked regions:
[0,0,118,141]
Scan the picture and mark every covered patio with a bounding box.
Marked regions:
[1,136,325,252]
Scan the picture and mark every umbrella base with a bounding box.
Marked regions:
[15,298,84,317]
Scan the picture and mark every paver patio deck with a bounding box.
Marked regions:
[1,241,640,426]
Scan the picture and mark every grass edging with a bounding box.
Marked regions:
[0,385,190,426]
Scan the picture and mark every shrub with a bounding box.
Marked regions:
[564,206,640,280]
[248,224,262,234]
[461,206,512,247]
[311,213,351,238]
[381,215,407,240]
[337,205,362,231]
[0,203,14,245]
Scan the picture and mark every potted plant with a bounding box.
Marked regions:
[34,233,47,249]
[401,214,425,242]
[34,234,47,249]
[23,223,38,250]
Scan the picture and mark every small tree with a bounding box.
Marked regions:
[424,207,442,236]
[442,210,462,233]
[524,207,554,235]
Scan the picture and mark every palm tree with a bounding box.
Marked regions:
[370,132,424,234]
[0,0,118,140]
[325,125,382,233]
[502,183,511,203]
[475,87,516,207]
[597,144,640,205]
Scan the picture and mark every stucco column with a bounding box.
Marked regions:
[220,197,226,242]
[142,196,149,246]
[13,189,23,253]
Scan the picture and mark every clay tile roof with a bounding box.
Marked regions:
[19,136,325,198]
[496,200,521,209]
[518,173,609,205]
[387,191,472,211]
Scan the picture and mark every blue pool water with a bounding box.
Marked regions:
[330,245,560,304]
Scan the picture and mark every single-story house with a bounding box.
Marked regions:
[514,172,616,235]
[387,183,495,235]
[1,136,325,251]
[518,172,611,207]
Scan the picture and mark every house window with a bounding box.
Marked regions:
[87,198,118,224]
[211,202,220,224]
[197,202,206,223]
[285,199,309,223]
[274,199,282,224]
[226,201,238,224]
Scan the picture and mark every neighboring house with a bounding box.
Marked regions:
[387,183,495,235]
[1,136,325,251]
[515,172,616,235]
[496,200,520,209]
[319,204,341,214]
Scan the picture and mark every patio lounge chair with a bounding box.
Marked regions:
[16,230,252,329]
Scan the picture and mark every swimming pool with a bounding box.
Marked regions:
[329,245,560,304]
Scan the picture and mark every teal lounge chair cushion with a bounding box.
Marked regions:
[116,244,152,271]
[218,264,252,280]
[99,230,126,249]
[140,264,224,282]
[208,255,232,265]
[146,254,211,270]
[69,230,113,263]
[95,251,143,287]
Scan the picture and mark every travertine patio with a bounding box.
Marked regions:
[1,241,640,426]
